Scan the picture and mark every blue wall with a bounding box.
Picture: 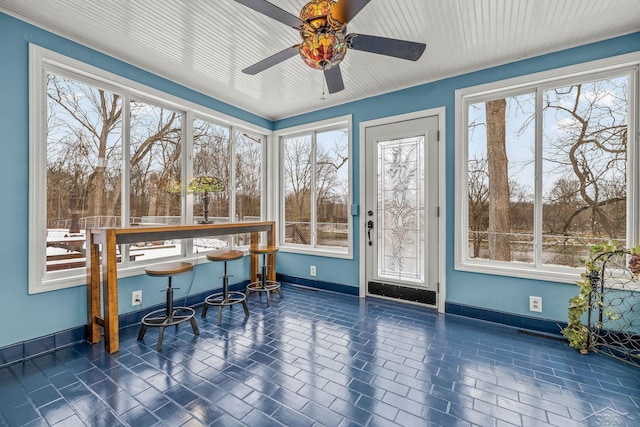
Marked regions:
[0,13,269,348]
[1,10,638,349]
[274,33,640,324]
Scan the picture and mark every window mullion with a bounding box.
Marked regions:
[121,94,132,265]
[628,67,639,247]
[311,133,317,248]
[185,112,194,225]
[184,111,193,254]
[229,126,237,246]
[277,135,284,245]
[460,99,471,263]
[534,88,544,268]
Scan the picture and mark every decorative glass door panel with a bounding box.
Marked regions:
[364,115,439,300]
[377,136,424,283]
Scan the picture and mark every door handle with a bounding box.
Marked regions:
[367,220,374,246]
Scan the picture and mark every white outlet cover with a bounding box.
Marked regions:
[529,296,542,312]
[132,290,142,306]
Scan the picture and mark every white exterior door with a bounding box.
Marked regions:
[364,115,440,305]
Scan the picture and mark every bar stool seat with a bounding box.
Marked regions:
[246,246,283,307]
[137,261,199,351]
[202,249,250,325]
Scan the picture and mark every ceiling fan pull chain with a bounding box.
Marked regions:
[320,71,327,100]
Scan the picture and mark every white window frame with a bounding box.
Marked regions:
[29,44,269,293]
[275,115,353,259]
[454,53,640,284]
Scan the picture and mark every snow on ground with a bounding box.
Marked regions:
[46,228,229,264]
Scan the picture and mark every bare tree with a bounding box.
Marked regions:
[468,155,489,257]
[544,79,628,240]
[192,121,229,219]
[316,138,348,222]
[128,102,181,219]
[47,75,182,227]
[234,132,262,221]
[282,132,349,244]
[47,75,122,220]
[486,99,512,261]
[283,137,313,223]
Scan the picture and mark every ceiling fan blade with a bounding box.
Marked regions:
[330,0,371,24]
[324,66,345,94]
[242,46,300,75]
[348,34,426,61]
[233,0,303,29]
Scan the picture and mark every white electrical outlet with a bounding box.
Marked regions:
[132,290,142,306]
[529,296,542,312]
[310,265,316,276]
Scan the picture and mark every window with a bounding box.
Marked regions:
[455,55,639,282]
[128,99,184,260]
[277,116,352,257]
[192,118,263,249]
[29,45,267,292]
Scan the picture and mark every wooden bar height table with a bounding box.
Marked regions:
[86,221,276,353]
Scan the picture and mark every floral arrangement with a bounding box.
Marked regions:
[186,175,225,194]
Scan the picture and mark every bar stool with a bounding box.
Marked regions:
[202,249,250,325]
[246,246,283,307]
[137,261,199,351]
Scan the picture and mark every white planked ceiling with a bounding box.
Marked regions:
[1,0,639,120]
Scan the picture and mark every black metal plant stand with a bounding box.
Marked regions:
[586,250,640,367]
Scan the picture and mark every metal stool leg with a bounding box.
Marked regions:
[219,261,230,325]
[241,299,250,316]
[261,256,271,307]
[138,323,148,340]
[157,326,165,351]
[190,316,200,335]
[223,261,229,302]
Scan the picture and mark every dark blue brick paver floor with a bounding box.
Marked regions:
[1,284,639,426]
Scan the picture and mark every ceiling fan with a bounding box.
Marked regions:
[233,0,426,94]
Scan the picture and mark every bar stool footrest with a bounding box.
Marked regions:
[141,307,196,328]
[204,291,247,306]
[202,291,250,324]
[246,280,281,293]
[138,306,199,351]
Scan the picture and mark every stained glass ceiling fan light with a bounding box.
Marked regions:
[298,0,348,70]
[299,32,347,70]
[235,0,426,94]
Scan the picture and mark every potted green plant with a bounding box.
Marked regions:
[562,241,640,353]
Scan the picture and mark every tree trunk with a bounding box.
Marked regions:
[148,173,159,217]
[486,99,511,261]
[107,176,121,219]
[91,162,105,218]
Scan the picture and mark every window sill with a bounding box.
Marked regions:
[279,245,352,260]
[454,259,582,285]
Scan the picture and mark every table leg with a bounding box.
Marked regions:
[103,229,120,353]
[267,221,276,282]
[86,232,101,344]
